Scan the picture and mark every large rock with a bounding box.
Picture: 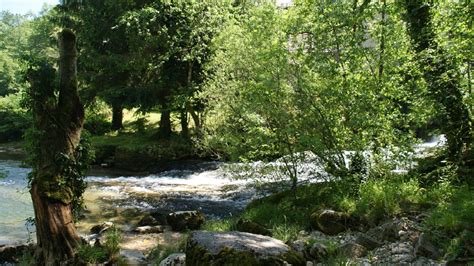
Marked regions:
[355,233,383,250]
[159,253,186,266]
[236,218,272,236]
[308,243,328,261]
[338,242,367,258]
[134,225,165,234]
[310,209,349,235]
[167,211,205,231]
[0,244,32,263]
[414,233,441,260]
[90,221,114,234]
[186,231,305,266]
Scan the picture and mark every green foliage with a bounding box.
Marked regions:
[355,177,423,222]
[148,235,187,265]
[426,186,474,233]
[201,0,426,189]
[56,133,95,219]
[77,226,124,264]
[76,244,108,264]
[104,225,122,260]
[84,102,112,136]
[18,249,35,266]
[202,219,235,232]
[0,94,30,142]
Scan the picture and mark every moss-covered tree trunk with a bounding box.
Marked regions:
[29,29,84,265]
[404,0,472,161]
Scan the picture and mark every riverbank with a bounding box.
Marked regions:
[1,141,473,265]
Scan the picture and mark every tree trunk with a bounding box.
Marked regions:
[111,103,123,130]
[404,0,472,161]
[29,29,84,265]
[159,109,172,138]
[180,111,189,138]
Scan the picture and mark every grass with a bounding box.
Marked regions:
[202,219,236,232]
[426,186,474,233]
[235,171,469,243]
[148,234,188,265]
[76,225,125,264]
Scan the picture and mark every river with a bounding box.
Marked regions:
[0,159,254,246]
[0,135,445,246]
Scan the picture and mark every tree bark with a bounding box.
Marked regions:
[180,111,189,138]
[29,29,84,265]
[111,103,123,130]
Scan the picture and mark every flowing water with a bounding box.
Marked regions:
[0,160,256,245]
[0,136,446,246]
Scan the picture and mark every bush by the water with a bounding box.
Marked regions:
[0,95,30,142]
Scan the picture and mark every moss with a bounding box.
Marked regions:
[185,241,304,266]
[37,179,73,204]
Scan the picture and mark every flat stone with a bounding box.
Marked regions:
[355,234,383,250]
[186,231,305,265]
[134,225,165,234]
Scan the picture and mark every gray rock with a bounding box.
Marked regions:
[309,243,328,261]
[236,218,272,236]
[338,242,367,258]
[134,225,165,234]
[289,240,308,260]
[186,231,305,265]
[167,211,205,231]
[414,233,441,260]
[355,234,383,250]
[159,253,186,266]
[310,209,349,235]
[137,214,159,227]
[90,221,114,234]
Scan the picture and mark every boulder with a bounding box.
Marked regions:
[134,225,165,234]
[414,233,441,260]
[167,211,205,231]
[137,214,159,227]
[186,231,305,265]
[308,243,328,261]
[310,209,348,235]
[236,218,272,236]
[159,253,186,266]
[0,244,32,263]
[150,211,169,225]
[355,234,383,250]
[338,242,367,258]
[288,240,309,260]
[90,221,114,234]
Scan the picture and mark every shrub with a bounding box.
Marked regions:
[355,177,423,222]
[426,186,474,233]
[0,95,30,142]
[77,244,108,264]
[104,225,122,260]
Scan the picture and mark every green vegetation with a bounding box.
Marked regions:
[0,0,472,264]
[147,235,187,265]
[77,225,124,264]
